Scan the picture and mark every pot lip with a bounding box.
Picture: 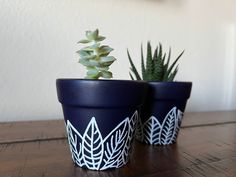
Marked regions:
[147,81,192,100]
[56,78,147,84]
[148,81,192,84]
[147,81,192,88]
[56,78,148,107]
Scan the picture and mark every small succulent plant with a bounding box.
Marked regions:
[128,42,184,82]
[77,29,116,79]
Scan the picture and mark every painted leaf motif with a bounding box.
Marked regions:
[143,116,162,145]
[160,107,177,145]
[135,115,144,142]
[82,117,104,170]
[177,110,184,127]
[170,109,184,143]
[66,121,84,167]
[65,110,138,170]
[101,119,129,170]
[120,111,138,166]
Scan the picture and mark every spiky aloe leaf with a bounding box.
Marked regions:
[163,48,171,79]
[127,41,184,82]
[127,50,141,80]
[129,72,135,80]
[167,65,179,81]
[153,44,166,81]
[141,45,146,80]
[152,47,159,80]
[163,50,184,81]
[146,42,153,81]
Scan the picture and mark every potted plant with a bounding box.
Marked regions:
[56,29,148,170]
[128,42,192,145]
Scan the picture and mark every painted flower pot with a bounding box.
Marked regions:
[136,82,192,145]
[56,79,148,170]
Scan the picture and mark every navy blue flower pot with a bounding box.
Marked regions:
[56,79,148,170]
[136,82,192,145]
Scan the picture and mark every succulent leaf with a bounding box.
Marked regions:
[153,47,163,81]
[78,39,91,44]
[79,59,99,67]
[87,68,99,76]
[168,65,179,82]
[163,48,171,78]
[101,71,112,78]
[97,66,109,71]
[146,42,153,81]
[77,50,90,57]
[164,50,184,81]
[86,29,98,41]
[98,46,113,56]
[127,50,141,80]
[96,36,106,42]
[100,56,116,64]
[129,72,135,80]
[141,45,147,80]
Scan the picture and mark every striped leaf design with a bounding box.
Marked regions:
[67,121,84,166]
[82,118,104,170]
[141,107,184,145]
[120,111,138,166]
[135,116,144,142]
[143,116,162,145]
[65,111,138,170]
[160,108,177,145]
[101,119,129,170]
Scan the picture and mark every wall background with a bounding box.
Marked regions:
[0,0,236,121]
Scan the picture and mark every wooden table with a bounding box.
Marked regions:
[0,111,236,177]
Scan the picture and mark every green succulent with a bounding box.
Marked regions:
[128,41,184,82]
[77,29,116,79]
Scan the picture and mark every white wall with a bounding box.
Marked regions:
[0,0,235,121]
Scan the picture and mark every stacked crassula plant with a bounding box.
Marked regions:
[77,29,116,79]
[128,41,184,81]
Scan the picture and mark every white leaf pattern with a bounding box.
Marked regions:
[177,110,184,127]
[160,108,177,145]
[66,121,84,166]
[120,111,138,167]
[65,111,138,170]
[101,119,129,170]
[135,115,144,142]
[143,116,162,145]
[141,107,184,145]
[170,110,184,143]
[82,117,104,170]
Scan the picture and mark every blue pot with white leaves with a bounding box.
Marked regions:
[136,82,192,145]
[56,79,148,170]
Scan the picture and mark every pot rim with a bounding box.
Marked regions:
[147,81,192,100]
[56,78,147,84]
[56,78,148,107]
[148,81,192,84]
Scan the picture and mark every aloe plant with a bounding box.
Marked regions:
[128,42,184,82]
[77,29,116,79]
